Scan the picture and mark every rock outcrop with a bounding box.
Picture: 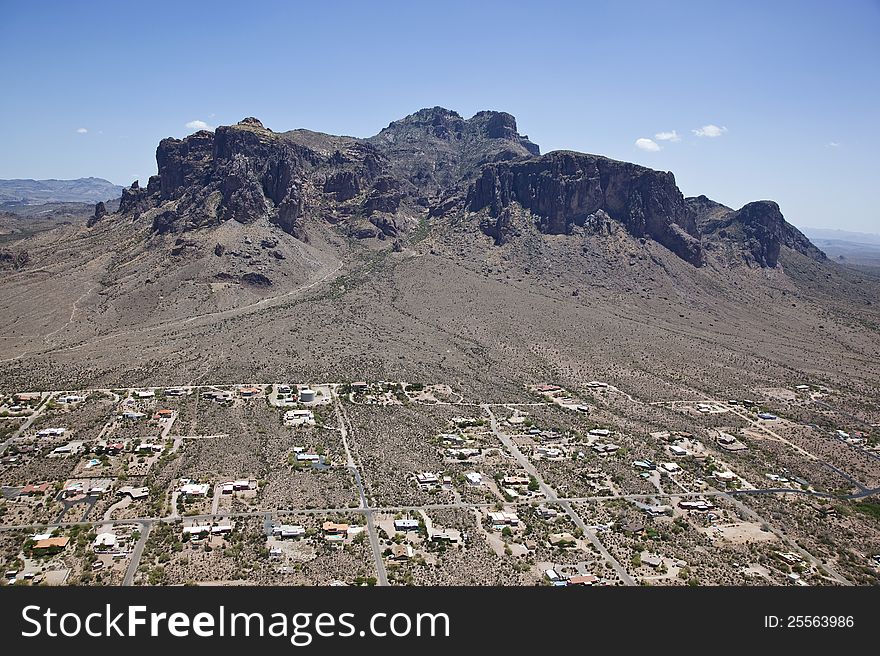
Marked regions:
[87,201,107,227]
[690,196,825,267]
[466,151,703,265]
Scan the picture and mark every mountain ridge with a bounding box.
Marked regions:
[94,108,824,272]
[0,177,123,207]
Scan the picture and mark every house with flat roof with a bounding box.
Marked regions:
[93,532,117,552]
[272,525,306,538]
[179,482,210,497]
[394,519,420,532]
[488,511,520,528]
[416,472,439,488]
[117,486,149,500]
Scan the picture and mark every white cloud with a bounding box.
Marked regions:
[635,138,661,152]
[655,130,680,142]
[827,141,840,147]
[692,124,727,138]
[185,119,213,131]
[76,127,88,134]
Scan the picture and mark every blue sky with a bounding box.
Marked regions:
[1,0,878,232]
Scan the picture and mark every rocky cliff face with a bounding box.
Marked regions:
[466,151,703,265]
[106,108,821,270]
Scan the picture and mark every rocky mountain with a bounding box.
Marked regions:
[0,177,123,207]
[3,108,875,403]
[96,108,822,274]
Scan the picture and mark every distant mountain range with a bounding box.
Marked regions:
[801,227,880,247]
[0,177,123,207]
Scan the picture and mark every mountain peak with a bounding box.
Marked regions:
[236,117,266,129]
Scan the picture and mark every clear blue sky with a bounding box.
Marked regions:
[1,0,878,232]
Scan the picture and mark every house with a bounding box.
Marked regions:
[669,445,688,457]
[351,382,368,392]
[620,520,645,534]
[536,446,562,458]
[536,505,558,519]
[416,472,439,488]
[19,482,52,496]
[272,525,305,539]
[639,503,673,517]
[679,499,714,512]
[587,381,608,388]
[501,475,529,488]
[488,511,519,528]
[758,412,778,420]
[37,427,66,438]
[165,388,186,396]
[549,532,576,546]
[122,411,146,421]
[117,486,149,500]
[714,470,736,482]
[429,529,459,544]
[183,525,212,538]
[33,536,70,550]
[154,409,174,420]
[103,442,125,455]
[179,482,210,497]
[51,441,83,456]
[589,428,611,438]
[284,409,315,427]
[135,389,154,399]
[394,519,420,532]
[535,384,560,393]
[58,395,84,404]
[660,462,680,473]
[239,387,260,398]
[93,533,117,552]
[643,555,663,569]
[568,574,598,586]
[323,522,349,542]
[632,460,656,471]
[465,472,483,486]
[136,443,163,453]
[544,568,561,582]
[390,544,414,561]
[295,452,320,463]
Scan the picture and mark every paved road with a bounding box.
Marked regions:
[483,404,636,586]
[123,521,151,586]
[332,385,388,586]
